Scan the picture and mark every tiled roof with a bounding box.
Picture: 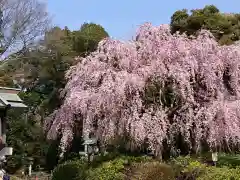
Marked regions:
[0,87,27,108]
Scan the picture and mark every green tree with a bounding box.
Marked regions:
[170,9,189,34]
[170,5,240,45]
[72,23,109,56]
[0,22,109,172]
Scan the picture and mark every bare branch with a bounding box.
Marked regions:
[0,0,50,55]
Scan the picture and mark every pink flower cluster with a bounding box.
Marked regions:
[46,23,240,156]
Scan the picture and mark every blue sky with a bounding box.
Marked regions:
[47,0,240,40]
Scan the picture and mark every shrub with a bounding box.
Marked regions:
[170,156,196,175]
[89,152,120,168]
[171,156,207,179]
[198,166,240,180]
[51,160,87,180]
[171,156,193,167]
[171,155,240,180]
[130,162,174,180]
[217,153,240,168]
[124,155,153,163]
[86,157,126,180]
[9,176,21,180]
[86,155,153,180]
[89,152,152,168]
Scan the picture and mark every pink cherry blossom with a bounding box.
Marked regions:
[46,23,240,156]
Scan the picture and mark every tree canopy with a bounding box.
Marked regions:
[170,5,240,45]
[72,23,109,56]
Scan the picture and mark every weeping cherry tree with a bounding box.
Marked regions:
[46,23,240,158]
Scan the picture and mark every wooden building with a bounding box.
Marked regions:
[0,87,27,158]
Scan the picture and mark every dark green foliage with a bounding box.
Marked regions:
[22,23,108,118]
[198,166,240,180]
[0,22,109,173]
[0,21,109,174]
[90,153,151,169]
[170,9,189,34]
[60,155,172,180]
[217,153,240,168]
[72,23,109,56]
[170,156,240,180]
[87,158,126,180]
[170,5,240,45]
[52,154,240,180]
[144,77,182,109]
[6,108,48,174]
[203,5,220,14]
[129,162,174,180]
[51,160,87,180]
[45,139,60,171]
[86,155,152,180]
[2,29,72,172]
[3,27,76,172]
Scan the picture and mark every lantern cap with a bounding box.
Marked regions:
[82,138,97,145]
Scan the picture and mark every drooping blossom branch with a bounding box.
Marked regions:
[46,23,240,156]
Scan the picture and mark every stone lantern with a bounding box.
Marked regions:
[79,137,99,163]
